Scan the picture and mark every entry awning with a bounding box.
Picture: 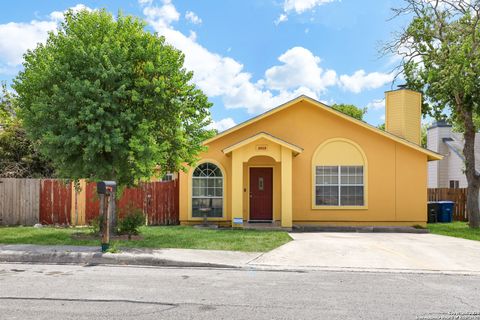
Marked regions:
[222,132,303,156]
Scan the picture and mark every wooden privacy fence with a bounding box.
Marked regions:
[82,180,179,225]
[0,178,179,226]
[0,179,40,225]
[40,179,71,225]
[428,188,468,221]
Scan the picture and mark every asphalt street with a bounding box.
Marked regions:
[1,263,480,319]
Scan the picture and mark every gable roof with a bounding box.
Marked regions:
[205,95,443,161]
[443,137,480,174]
[222,132,303,156]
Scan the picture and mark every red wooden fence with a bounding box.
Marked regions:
[85,180,179,225]
[39,179,71,225]
[85,182,99,224]
[1,178,179,226]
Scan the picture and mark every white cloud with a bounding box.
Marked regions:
[188,30,197,41]
[0,4,92,71]
[222,84,320,113]
[138,1,393,116]
[206,117,237,132]
[0,20,56,67]
[283,0,336,14]
[49,4,92,22]
[339,70,394,94]
[367,98,385,110]
[274,14,288,25]
[185,11,202,25]
[139,1,325,114]
[142,0,180,29]
[265,47,337,93]
[276,0,337,23]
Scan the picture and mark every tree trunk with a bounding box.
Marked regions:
[462,109,480,228]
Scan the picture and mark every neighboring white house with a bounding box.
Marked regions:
[427,120,480,188]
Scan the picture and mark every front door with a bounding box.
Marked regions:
[249,167,273,221]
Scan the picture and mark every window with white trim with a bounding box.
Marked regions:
[192,163,223,217]
[315,166,364,206]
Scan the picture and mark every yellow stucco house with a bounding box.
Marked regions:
[178,88,442,229]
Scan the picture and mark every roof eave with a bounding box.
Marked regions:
[204,95,442,161]
[221,132,303,156]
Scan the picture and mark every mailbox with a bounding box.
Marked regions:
[96,180,117,252]
[97,181,117,194]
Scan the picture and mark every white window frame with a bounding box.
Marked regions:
[191,163,224,218]
[315,165,364,206]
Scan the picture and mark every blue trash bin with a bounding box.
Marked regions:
[437,201,454,223]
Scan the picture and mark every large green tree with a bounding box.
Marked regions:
[0,121,55,178]
[331,103,367,121]
[0,83,15,126]
[387,0,480,228]
[0,83,54,178]
[14,9,213,187]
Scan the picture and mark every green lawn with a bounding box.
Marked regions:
[427,222,480,241]
[0,226,291,252]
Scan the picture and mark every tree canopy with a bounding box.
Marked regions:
[386,0,480,227]
[0,121,55,178]
[0,83,15,127]
[14,9,214,186]
[0,83,54,178]
[331,103,367,121]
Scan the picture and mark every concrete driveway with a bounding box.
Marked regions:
[250,232,480,273]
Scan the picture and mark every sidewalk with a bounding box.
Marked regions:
[3,232,480,275]
[0,244,260,268]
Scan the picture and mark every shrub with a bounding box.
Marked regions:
[89,215,103,235]
[117,207,145,239]
[106,241,120,253]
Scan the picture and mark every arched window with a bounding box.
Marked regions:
[192,163,223,217]
[312,139,367,208]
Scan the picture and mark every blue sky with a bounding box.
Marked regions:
[0,0,412,130]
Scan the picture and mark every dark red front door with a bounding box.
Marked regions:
[249,167,273,221]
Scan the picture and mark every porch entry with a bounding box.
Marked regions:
[249,167,273,221]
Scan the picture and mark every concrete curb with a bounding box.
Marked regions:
[0,250,238,269]
[4,251,480,276]
[292,226,429,233]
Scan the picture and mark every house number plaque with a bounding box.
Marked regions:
[256,145,268,151]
